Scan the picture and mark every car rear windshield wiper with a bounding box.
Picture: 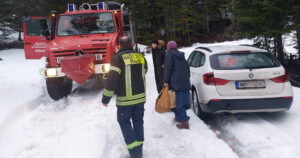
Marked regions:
[244,66,272,70]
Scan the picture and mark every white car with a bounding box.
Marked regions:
[188,45,293,119]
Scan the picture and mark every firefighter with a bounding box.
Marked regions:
[101,36,147,158]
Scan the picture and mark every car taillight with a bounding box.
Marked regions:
[271,70,289,83]
[203,72,229,85]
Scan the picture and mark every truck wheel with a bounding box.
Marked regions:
[191,88,211,121]
[46,77,73,100]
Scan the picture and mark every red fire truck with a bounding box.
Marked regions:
[23,1,136,100]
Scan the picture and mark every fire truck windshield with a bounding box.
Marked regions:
[57,13,115,36]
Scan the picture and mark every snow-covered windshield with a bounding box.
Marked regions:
[57,13,115,36]
[210,52,281,70]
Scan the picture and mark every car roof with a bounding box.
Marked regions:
[195,45,268,54]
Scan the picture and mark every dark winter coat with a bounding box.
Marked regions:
[154,47,166,92]
[164,49,191,91]
[152,48,160,92]
[152,48,158,74]
[156,47,166,69]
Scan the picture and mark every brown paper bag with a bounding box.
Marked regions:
[155,86,176,113]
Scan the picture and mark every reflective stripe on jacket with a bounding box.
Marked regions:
[102,47,147,106]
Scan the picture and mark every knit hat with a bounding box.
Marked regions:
[167,41,177,51]
[152,40,159,45]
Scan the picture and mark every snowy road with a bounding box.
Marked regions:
[0,43,299,158]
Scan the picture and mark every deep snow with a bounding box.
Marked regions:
[0,48,237,158]
[0,40,300,158]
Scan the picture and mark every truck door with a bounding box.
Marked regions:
[23,17,50,59]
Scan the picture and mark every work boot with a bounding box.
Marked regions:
[130,146,143,158]
[130,153,143,158]
[176,121,189,129]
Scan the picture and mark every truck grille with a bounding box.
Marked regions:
[53,48,108,63]
[92,44,107,47]
[53,48,106,56]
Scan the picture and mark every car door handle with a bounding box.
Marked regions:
[24,42,32,45]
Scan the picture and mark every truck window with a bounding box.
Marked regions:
[57,13,116,36]
[26,19,44,36]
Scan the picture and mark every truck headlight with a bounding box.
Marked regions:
[102,64,110,73]
[45,68,57,77]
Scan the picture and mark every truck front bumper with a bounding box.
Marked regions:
[40,63,110,78]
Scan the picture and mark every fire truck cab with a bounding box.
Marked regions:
[23,1,135,100]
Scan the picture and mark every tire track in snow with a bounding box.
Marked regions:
[0,86,49,135]
[143,107,238,158]
[0,79,104,158]
[258,112,300,156]
[99,104,129,158]
[0,94,71,158]
[145,112,195,158]
[207,113,300,158]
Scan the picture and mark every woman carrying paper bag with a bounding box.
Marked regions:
[162,41,191,129]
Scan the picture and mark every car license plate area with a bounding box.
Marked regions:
[235,80,266,89]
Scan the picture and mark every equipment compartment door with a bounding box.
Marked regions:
[23,17,50,59]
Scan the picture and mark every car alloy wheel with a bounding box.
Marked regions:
[191,89,200,116]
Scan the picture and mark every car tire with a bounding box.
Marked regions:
[191,88,211,121]
[46,77,73,100]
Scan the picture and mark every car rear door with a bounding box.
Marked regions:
[23,17,50,59]
[210,51,286,97]
[188,50,206,92]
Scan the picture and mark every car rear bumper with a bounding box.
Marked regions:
[201,97,293,114]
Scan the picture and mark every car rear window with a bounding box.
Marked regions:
[210,52,281,70]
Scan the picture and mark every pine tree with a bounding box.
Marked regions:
[291,0,300,59]
[232,0,294,64]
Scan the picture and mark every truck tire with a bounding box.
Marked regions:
[46,77,73,100]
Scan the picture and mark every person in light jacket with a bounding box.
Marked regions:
[164,41,191,129]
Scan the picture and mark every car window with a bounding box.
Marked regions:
[187,51,195,65]
[210,52,281,70]
[191,52,200,66]
[199,54,205,66]
[188,51,206,67]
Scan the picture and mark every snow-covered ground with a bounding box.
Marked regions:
[0,40,300,158]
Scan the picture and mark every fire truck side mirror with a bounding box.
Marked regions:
[40,19,48,30]
[41,30,50,37]
[122,14,130,32]
[40,19,50,37]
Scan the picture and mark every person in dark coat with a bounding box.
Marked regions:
[164,41,191,129]
[155,40,166,92]
[151,40,159,92]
